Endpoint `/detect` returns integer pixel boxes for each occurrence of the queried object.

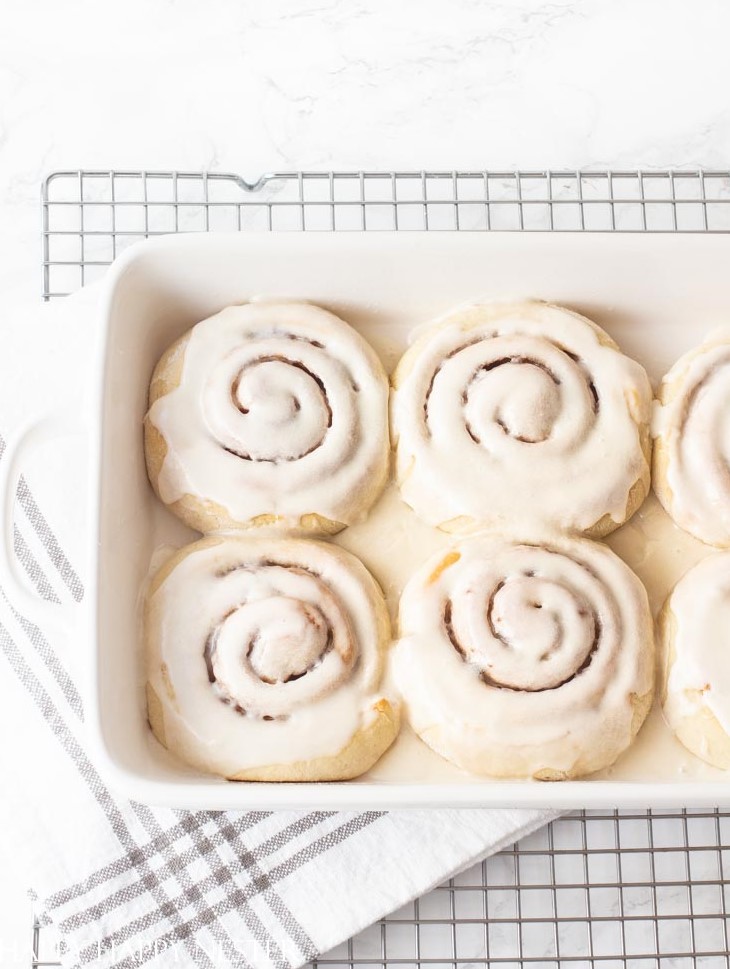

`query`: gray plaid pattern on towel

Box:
[0,434,389,969]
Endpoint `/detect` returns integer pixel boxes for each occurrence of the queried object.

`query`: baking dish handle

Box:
[0,407,84,632]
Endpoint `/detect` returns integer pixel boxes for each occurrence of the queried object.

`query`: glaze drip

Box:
[392,532,654,779]
[147,301,389,529]
[393,300,651,535]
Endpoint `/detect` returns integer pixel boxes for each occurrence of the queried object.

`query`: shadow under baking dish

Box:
[89,230,730,809]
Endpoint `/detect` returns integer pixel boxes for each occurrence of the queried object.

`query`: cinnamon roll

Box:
[145,536,398,780]
[145,302,390,535]
[391,301,652,536]
[659,552,730,768]
[392,534,654,779]
[653,334,730,546]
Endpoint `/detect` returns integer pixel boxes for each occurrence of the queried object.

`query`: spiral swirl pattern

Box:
[145,301,389,534]
[146,536,398,780]
[393,534,654,779]
[203,564,355,720]
[654,337,730,547]
[392,301,652,536]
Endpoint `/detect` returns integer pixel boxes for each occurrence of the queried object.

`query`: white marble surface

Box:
[2,0,730,300]
[2,0,730,964]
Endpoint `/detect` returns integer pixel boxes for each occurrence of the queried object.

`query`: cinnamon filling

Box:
[224,355,333,463]
[443,591,603,694]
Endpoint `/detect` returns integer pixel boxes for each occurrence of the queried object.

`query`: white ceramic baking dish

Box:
[5,229,730,809]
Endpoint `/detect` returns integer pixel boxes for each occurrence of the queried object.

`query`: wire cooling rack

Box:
[41,169,730,298]
[33,170,730,969]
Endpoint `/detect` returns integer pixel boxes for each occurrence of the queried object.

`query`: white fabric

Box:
[0,288,554,969]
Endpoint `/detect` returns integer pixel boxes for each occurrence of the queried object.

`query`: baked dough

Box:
[392,532,654,780]
[659,552,730,768]
[145,301,390,535]
[653,333,730,546]
[391,300,652,537]
[146,535,399,781]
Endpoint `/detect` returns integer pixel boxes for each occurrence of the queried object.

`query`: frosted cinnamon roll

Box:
[393,534,654,779]
[659,552,730,768]
[146,536,398,781]
[392,301,652,536]
[653,334,730,546]
[145,302,389,535]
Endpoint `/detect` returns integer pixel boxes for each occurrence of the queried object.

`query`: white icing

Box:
[148,302,389,528]
[654,336,730,546]
[391,301,652,534]
[146,536,391,776]
[392,533,654,777]
[664,551,730,734]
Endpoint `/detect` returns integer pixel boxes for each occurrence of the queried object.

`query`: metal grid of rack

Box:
[32,809,730,969]
[34,169,730,969]
[42,169,730,299]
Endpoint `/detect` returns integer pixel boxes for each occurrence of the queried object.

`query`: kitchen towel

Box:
[0,287,555,969]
